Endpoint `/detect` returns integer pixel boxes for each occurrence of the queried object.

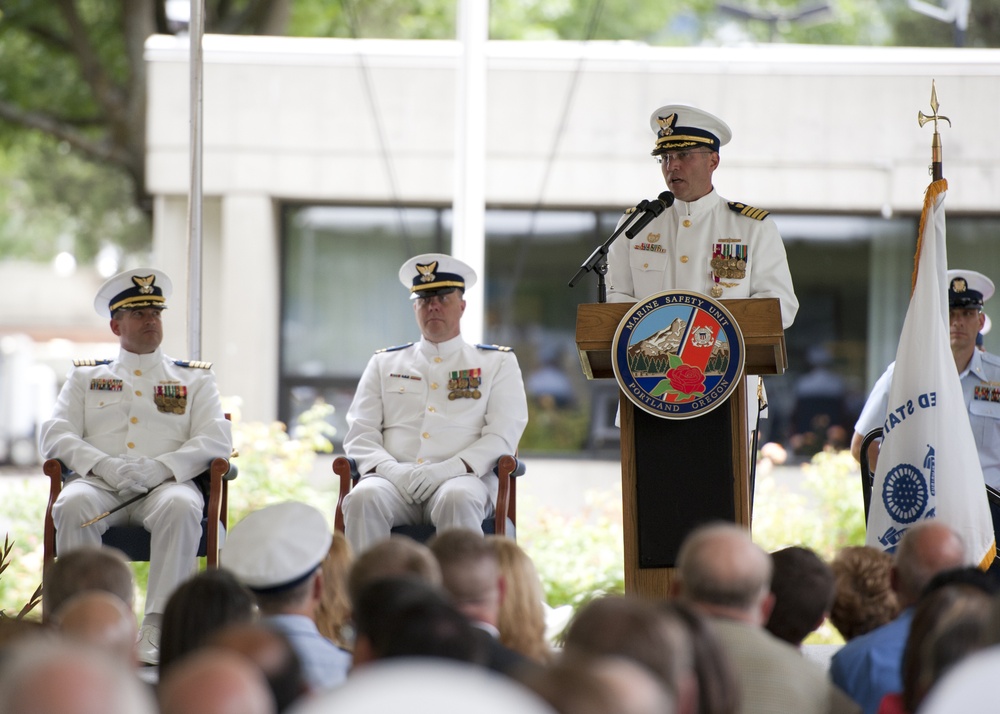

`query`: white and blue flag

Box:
[865,180,996,569]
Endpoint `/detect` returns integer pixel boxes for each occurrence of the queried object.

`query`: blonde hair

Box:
[488,536,554,664]
[314,532,354,649]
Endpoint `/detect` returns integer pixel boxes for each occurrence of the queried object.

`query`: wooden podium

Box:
[575,298,787,599]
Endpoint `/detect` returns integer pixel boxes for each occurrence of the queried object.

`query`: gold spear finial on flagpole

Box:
[918,80,951,182]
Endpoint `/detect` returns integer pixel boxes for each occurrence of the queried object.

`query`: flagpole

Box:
[918,80,951,183]
[912,82,951,292]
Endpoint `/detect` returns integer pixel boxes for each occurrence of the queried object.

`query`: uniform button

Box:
[431,383,439,390]
[422,432,430,439]
[134,369,142,376]
[98,401,105,407]
[434,357,442,363]
[643,262,649,269]
[417,458,425,464]
[130,417,138,424]
[135,390,142,397]
[428,406,436,413]
[683,219,692,228]
[127,442,135,449]
[399,388,405,393]
[680,255,689,263]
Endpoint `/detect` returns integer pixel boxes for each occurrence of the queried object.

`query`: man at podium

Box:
[607,104,798,331]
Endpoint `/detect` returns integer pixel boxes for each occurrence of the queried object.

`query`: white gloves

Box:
[374,461,417,504]
[92,456,145,496]
[119,456,173,491]
[407,456,469,502]
[92,456,173,496]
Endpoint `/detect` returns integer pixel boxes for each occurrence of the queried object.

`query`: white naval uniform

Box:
[38,347,232,614]
[607,189,798,330]
[855,350,1000,489]
[342,334,528,552]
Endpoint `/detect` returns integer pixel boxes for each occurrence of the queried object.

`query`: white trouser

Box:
[343,474,492,554]
[52,478,203,615]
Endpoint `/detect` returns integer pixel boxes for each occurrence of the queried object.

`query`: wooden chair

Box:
[43,456,237,570]
[859,426,1000,523]
[332,455,525,541]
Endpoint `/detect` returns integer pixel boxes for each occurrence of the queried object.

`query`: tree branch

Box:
[0,99,133,169]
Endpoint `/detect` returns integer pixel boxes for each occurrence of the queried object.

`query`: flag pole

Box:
[918,80,950,183]
[912,82,951,292]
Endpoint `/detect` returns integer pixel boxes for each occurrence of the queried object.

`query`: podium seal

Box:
[612,290,745,420]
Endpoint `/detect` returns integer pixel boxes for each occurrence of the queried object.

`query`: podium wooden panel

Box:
[576,298,786,599]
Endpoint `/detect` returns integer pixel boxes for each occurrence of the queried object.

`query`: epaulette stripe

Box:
[476,344,513,352]
[72,359,113,367]
[728,201,769,221]
[624,206,638,215]
[375,342,415,354]
[174,360,213,369]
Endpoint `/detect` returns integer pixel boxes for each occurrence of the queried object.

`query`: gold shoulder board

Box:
[727,202,770,221]
[174,359,213,369]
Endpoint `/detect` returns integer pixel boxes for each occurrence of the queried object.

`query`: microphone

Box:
[625,191,675,239]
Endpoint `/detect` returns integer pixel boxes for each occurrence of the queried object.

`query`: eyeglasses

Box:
[414,290,459,308]
[655,150,714,166]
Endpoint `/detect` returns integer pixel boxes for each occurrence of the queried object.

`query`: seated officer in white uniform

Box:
[38,269,232,665]
[852,270,1000,531]
[607,104,798,330]
[342,253,529,554]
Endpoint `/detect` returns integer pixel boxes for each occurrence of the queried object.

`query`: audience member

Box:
[522,655,675,714]
[488,535,555,664]
[430,528,534,676]
[351,575,486,667]
[208,623,309,713]
[917,647,1000,714]
[766,545,836,647]
[51,590,138,667]
[221,501,351,691]
[0,638,156,714]
[829,546,898,641]
[287,659,555,714]
[561,594,696,714]
[828,521,966,714]
[42,545,135,621]
[346,535,442,607]
[158,648,276,714]
[887,581,992,714]
[159,567,258,677]
[658,599,740,714]
[314,532,354,650]
[675,521,858,714]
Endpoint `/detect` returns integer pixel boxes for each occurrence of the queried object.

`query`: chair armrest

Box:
[333,456,359,533]
[493,454,524,537]
[43,459,69,567]
[859,428,882,523]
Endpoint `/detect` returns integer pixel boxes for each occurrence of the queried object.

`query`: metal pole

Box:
[452,0,488,344]
[186,0,205,359]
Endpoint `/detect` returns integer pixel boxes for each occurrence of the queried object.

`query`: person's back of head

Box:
[901,582,992,712]
[487,535,553,664]
[347,535,442,608]
[675,522,773,624]
[0,638,156,714]
[158,648,276,714]
[765,545,835,646]
[207,623,308,713]
[429,528,502,627]
[829,545,899,640]
[561,595,693,711]
[658,599,740,714]
[159,568,257,676]
[42,546,135,622]
[51,590,138,667]
[521,655,675,714]
[893,521,966,607]
[352,576,486,666]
